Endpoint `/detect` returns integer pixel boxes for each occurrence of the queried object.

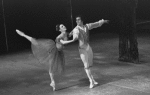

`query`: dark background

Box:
[0,0,150,54]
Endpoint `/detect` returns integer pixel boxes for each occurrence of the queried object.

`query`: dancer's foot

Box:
[89,82,94,88]
[91,76,98,85]
[16,29,34,43]
[89,80,98,88]
[50,82,56,91]
[16,29,25,37]
[93,80,98,85]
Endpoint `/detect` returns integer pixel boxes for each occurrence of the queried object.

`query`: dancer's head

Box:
[56,24,67,32]
[76,15,84,26]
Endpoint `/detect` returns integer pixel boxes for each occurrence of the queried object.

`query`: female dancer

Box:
[16,24,68,91]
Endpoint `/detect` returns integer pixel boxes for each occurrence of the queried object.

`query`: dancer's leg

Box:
[49,71,55,91]
[79,50,94,88]
[16,29,32,41]
[88,46,98,85]
[16,29,38,45]
[84,68,95,88]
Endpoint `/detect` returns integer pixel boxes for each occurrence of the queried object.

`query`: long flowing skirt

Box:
[31,39,65,74]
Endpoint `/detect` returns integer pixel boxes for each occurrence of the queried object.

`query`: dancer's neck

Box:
[61,30,66,33]
[78,24,84,28]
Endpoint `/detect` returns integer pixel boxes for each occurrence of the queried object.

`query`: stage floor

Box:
[0,32,150,95]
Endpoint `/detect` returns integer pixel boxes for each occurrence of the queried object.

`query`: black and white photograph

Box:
[0,0,150,95]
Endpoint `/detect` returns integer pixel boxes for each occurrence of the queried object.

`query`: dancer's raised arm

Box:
[86,19,109,30]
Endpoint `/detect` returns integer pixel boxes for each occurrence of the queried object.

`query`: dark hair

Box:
[75,15,84,21]
[56,24,61,31]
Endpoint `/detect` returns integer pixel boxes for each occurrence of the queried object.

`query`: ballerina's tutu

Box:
[31,39,65,74]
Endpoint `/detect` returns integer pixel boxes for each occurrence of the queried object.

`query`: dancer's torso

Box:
[75,25,89,49]
[55,32,67,50]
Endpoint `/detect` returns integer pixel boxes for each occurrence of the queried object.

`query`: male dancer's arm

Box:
[86,19,109,30]
[60,28,79,45]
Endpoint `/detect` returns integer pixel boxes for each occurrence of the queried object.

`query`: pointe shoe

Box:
[50,83,56,91]
[16,29,25,37]
[89,81,98,88]
[91,76,98,85]
[94,81,98,85]
[89,83,94,89]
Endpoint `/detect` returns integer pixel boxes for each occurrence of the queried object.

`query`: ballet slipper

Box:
[91,76,98,85]
[89,82,94,88]
[93,80,98,85]
[50,82,56,91]
[16,29,25,37]
[89,80,98,88]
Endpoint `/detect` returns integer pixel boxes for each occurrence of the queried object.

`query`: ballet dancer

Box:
[60,15,109,88]
[16,24,68,91]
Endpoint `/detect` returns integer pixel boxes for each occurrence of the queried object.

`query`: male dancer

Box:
[60,15,109,88]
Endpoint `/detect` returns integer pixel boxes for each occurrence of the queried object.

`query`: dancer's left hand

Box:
[69,32,73,37]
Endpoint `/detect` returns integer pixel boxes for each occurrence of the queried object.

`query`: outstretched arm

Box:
[86,19,109,30]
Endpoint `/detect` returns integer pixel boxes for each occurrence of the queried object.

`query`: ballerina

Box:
[16,24,68,91]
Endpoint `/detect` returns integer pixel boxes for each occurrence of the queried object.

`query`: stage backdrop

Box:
[0,0,149,54]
